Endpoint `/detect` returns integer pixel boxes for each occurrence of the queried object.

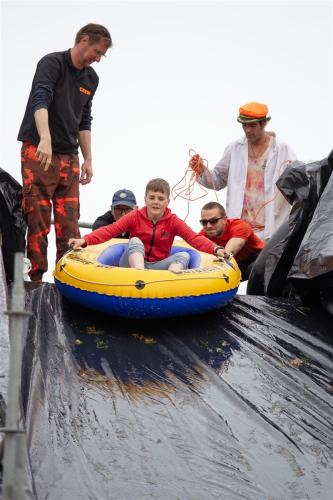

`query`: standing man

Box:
[18,23,112,281]
[199,201,264,281]
[189,102,297,241]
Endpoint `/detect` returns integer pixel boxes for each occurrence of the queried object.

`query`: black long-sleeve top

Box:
[92,210,130,238]
[18,49,99,154]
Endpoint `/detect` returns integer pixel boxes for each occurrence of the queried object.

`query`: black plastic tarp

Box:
[247,151,333,312]
[0,168,26,284]
[20,284,333,500]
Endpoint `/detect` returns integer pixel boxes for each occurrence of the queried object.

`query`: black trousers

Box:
[238,251,261,282]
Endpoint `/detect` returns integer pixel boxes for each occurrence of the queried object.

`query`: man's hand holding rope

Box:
[188,150,206,176]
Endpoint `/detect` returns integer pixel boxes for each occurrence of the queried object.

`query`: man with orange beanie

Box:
[189,102,297,240]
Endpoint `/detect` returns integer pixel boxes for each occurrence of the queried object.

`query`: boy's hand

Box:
[68,238,86,249]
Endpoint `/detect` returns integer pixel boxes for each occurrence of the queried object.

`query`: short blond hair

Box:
[145,178,170,197]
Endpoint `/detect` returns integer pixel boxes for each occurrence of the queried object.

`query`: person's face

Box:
[144,190,169,221]
[111,205,133,221]
[242,121,266,144]
[78,36,109,67]
[200,208,226,238]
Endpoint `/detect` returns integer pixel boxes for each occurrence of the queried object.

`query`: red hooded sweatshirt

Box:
[84,207,217,262]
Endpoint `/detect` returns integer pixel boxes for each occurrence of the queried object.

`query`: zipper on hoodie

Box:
[147,221,157,260]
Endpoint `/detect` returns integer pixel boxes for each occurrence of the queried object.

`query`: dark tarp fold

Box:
[0,168,26,284]
[247,151,333,313]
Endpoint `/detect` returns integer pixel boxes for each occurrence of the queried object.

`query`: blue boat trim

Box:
[55,279,237,319]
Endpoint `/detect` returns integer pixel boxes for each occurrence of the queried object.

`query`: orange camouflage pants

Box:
[21,142,81,281]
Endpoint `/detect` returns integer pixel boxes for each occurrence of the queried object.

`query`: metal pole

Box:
[76,220,93,229]
[1,253,31,500]
[51,218,93,229]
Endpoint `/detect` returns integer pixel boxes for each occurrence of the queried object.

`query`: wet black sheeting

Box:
[247,152,333,313]
[0,168,26,284]
[21,284,333,500]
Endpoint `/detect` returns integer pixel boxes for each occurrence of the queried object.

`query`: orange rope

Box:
[171,151,292,227]
[171,149,219,221]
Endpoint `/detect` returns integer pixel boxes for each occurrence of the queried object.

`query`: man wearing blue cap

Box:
[92,189,138,237]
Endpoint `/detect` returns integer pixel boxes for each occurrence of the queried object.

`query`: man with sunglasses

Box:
[18,23,112,281]
[189,102,297,242]
[199,202,264,281]
[92,189,138,237]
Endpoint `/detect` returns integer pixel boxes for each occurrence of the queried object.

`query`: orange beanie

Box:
[237,102,271,123]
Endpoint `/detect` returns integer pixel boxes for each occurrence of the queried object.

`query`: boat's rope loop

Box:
[58,258,231,287]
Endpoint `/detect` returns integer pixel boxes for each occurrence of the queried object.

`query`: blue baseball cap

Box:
[111,189,137,208]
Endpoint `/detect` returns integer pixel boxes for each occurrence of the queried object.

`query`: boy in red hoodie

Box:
[68,178,226,272]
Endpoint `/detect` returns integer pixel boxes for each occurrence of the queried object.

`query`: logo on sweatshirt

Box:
[161,230,169,238]
[79,87,91,95]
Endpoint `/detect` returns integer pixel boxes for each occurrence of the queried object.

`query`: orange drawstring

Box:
[171,149,219,221]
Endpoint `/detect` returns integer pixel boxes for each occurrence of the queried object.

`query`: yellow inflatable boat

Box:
[54,239,241,319]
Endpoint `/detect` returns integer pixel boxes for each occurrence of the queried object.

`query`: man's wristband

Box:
[213,246,224,256]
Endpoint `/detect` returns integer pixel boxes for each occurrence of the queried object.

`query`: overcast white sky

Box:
[1,0,332,282]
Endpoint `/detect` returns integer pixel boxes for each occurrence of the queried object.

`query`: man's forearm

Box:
[78,130,93,184]
[34,108,52,170]
[34,108,51,140]
[225,238,246,256]
[79,130,92,160]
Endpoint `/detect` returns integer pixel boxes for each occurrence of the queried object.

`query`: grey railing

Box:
[50,218,93,229]
[0,254,33,499]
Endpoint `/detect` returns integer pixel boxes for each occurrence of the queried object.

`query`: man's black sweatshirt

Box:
[18,49,99,154]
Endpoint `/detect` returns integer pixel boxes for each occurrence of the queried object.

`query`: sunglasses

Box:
[200,216,224,226]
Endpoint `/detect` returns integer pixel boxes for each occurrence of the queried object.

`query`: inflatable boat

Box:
[54,239,240,319]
